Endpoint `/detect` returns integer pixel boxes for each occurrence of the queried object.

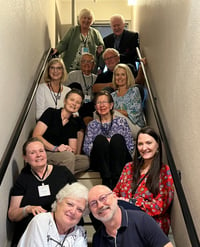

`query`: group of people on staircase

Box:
[7,8,174,247]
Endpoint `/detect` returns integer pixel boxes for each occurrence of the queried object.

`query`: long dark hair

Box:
[132,126,162,196]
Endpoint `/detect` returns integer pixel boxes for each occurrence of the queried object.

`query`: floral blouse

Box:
[111,87,145,128]
[83,116,134,156]
[113,162,174,235]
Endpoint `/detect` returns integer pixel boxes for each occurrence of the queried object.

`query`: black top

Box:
[10,164,76,245]
[39,107,81,146]
[104,29,139,66]
[92,207,170,247]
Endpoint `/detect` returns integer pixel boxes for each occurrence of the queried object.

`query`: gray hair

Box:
[78,8,95,24]
[80,52,95,64]
[102,48,120,60]
[51,182,89,213]
[110,14,125,24]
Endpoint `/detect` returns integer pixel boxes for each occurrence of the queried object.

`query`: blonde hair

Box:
[78,8,95,25]
[112,63,135,89]
[43,58,67,84]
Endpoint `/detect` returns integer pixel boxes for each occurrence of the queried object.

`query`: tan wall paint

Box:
[0,1,56,246]
[134,0,200,246]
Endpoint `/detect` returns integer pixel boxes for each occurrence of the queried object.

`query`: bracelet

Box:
[52,146,58,152]
[22,206,29,217]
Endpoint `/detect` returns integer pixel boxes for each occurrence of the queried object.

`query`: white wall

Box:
[134,0,200,246]
[0,1,56,246]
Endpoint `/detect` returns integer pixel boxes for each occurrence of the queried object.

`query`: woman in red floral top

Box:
[113,126,174,235]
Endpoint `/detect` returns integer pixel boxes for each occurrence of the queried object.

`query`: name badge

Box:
[84,95,91,103]
[82,47,89,54]
[38,184,50,197]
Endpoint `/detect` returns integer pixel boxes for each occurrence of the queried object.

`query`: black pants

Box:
[90,134,132,189]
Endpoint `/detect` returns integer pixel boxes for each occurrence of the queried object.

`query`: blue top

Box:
[92,207,170,247]
[83,116,134,156]
[111,87,145,127]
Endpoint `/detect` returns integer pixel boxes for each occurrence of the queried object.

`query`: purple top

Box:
[83,116,134,156]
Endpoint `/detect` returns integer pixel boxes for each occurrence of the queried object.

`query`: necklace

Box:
[100,115,113,138]
[31,164,48,182]
[48,83,61,108]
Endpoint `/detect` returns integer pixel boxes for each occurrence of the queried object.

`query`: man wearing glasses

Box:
[88,185,174,247]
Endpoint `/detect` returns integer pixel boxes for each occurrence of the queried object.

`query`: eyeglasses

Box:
[89,192,113,208]
[81,59,94,64]
[104,55,118,61]
[96,101,110,106]
[49,66,63,71]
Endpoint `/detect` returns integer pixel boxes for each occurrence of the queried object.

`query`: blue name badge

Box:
[82,47,89,54]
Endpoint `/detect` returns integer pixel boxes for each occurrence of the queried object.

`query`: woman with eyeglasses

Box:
[113,126,174,235]
[83,90,134,189]
[8,137,76,246]
[18,182,88,247]
[36,58,71,120]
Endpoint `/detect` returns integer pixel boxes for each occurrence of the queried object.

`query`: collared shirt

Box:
[92,207,170,247]
[114,34,122,50]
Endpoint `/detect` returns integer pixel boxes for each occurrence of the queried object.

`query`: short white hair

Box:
[110,14,125,24]
[78,8,95,24]
[51,182,88,212]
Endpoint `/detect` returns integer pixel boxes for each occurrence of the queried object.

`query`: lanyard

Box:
[48,83,61,108]
[81,33,88,47]
[82,72,93,93]
[31,165,48,181]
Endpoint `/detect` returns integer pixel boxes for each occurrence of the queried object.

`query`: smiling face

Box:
[80,54,94,75]
[23,141,47,169]
[114,67,127,88]
[49,62,63,81]
[95,95,113,117]
[64,93,83,113]
[88,185,118,223]
[55,197,86,233]
[137,133,159,161]
[103,51,120,72]
[110,17,125,36]
[80,15,93,30]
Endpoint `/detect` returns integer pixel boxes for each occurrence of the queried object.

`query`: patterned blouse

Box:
[113,162,174,235]
[111,87,145,127]
[83,116,134,156]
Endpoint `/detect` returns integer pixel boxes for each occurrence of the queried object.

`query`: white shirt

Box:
[36,83,71,120]
[18,212,87,247]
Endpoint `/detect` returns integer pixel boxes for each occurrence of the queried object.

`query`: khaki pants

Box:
[47,151,89,174]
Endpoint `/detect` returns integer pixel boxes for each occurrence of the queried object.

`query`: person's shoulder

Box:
[62,85,71,94]
[74,225,86,236]
[37,82,48,90]
[124,29,138,36]
[103,33,113,41]
[68,70,82,76]
[89,26,101,34]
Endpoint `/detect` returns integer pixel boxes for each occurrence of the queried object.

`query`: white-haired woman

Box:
[52,8,104,73]
[18,182,88,247]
